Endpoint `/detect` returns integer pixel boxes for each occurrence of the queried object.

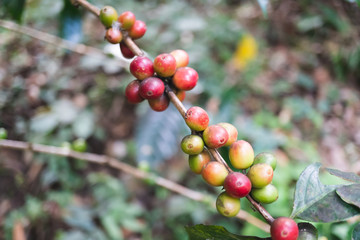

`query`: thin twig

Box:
[0,139,269,232]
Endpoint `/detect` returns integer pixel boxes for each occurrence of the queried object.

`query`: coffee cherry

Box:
[185,106,209,131]
[181,135,204,155]
[130,56,154,80]
[202,125,229,149]
[120,42,135,59]
[254,152,277,170]
[175,90,186,102]
[153,53,177,77]
[148,94,169,112]
[125,80,144,104]
[129,20,147,39]
[188,150,211,174]
[223,172,252,198]
[170,49,189,68]
[297,222,318,240]
[216,192,241,217]
[271,217,299,240]
[201,161,228,186]
[139,77,165,99]
[105,27,122,44]
[172,67,198,91]
[250,184,278,204]
[0,128,8,139]
[229,140,254,169]
[247,163,273,188]
[100,6,118,28]
[118,11,136,30]
[217,122,238,147]
[72,138,87,152]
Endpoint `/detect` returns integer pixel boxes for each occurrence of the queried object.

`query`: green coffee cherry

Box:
[99,6,118,28]
[0,128,8,139]
[216,192,241,217]
[253,152,277,170]
[250,184,278,204]
[72,138,87,152]
[188,150,211,174]
[181,135,204,155]
[247,163,273,188]
[297,222,318,240]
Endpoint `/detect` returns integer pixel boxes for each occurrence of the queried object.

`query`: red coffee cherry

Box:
[201,161,228,186]
[105,27,122,44]
[185,106,209,132]
[99,6,118,28]
[139,77,165,99]
[202,125,229,149]
[125,80,144,104]
[118,11,136,30]
[181,135,204,155]
[247,163,273,188]
[229,140,254,169]
[172,67,198,91]
[216,192,241,217]
[148,94,169,112]
[129,20,147,39]
[217,122,238,147]
[271,217,299,240]
[120,42,135,59]
[170,49,189,68]
[223,172,252,198]
[188,150,211,174]
[153,53,177,77]
[130,56,154,80]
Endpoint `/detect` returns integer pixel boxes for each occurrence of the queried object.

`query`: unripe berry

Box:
[250,184,278,204]
[216,192,241,217]
[271,217,299,240]
[223,172,252,198]
[185,106,209,131]
[118,11,136,30]
[130,56,154,80]
[148,94,169,112]
[129,20,147,39]
[254,152,277,170]
[125,80,144,104]
[172,67,198,91]
[0,128,7,139]
[175,90,186,102]
[188,150,211,174]
[217,122,238,147]
[181,135,204,155]
[229,140,254,169]
[120,42,135,59]
[201,161,228,186]
[72,138,87,152]
[170,49,189,68]
[202,125,229,149]
[247,163,273,188]
[105,27,122,44]
[153,53,177,77]
[139,77,165,99]
[100,6,118,28]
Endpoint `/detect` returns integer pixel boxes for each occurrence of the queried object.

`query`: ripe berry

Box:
[129,20,147,39]
[148,94,169,112]
[250,184,278,204]
[118,11,136,30]
[188,150,211,174]
[120,42,135,59]
[216,192,241,217]
[201,161,228,186]
[139,77,165,99]
[0,128,7,139]
[254,152,277,170]
[181,135,204,155]
[72,138,87,152]
[217,122,238,147]
[153,53,177,77]
[271,217,299,240]
[229,140,254,169]
[185,106,209,131]
[170,49,189,68]
[105,27,122,44]
[172,67,198,91]
[99,6,118,28]
[202,125,229,149]
[130,56,154,80]
[125,80,144,104]
[175,90,186,102]
[223,172,252,198]
[247,163,273,188]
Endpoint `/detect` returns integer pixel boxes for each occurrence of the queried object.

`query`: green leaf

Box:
[326,168,360,183]
[1,0,26,22]
[352,222,360,240]
[185,224,270,240]
[337,184,360,209]
[291,163,360,222]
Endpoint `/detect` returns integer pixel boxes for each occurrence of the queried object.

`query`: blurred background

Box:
[0,0,360,239]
